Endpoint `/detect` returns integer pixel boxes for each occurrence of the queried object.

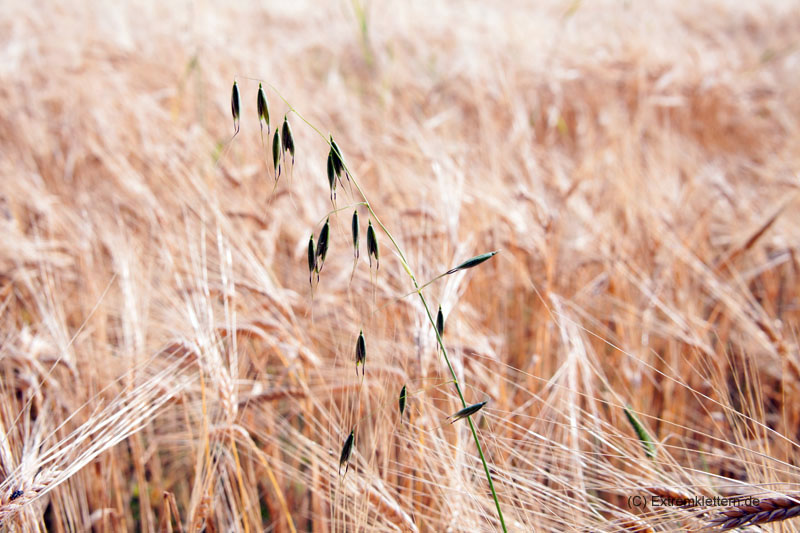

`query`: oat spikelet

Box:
[444,251,498,275]
[257,82,270,136]
[351,209,359,259]
[398,384,407,417]
[272,128,282,180]
[281,115,295,164]
[316,218,330,273]
[355,330,366,376]
[231,80,241,135]
[307,234,317,286]
[447,400,488,423]
[327,151,337,201]
[366,219,379,269]
[329,134,345,179]
[339,429,355,476]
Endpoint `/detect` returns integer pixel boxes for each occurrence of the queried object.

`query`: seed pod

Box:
[445,251,498,275]
[339,429,355,476]
[447,400,488,423]
[355,330,366,376]
[10,489,23,501]
[272,129,282,178]
[366,220,379,269]
[316,218,330,271]
[398,384,407,417]
[281,116,295,164]
[329,135,345,177]
[257,83,270,135]
[326,152,336,200]
[307,234,316,285]
[351,210,359,258]
[436,305,445,338]
[231,81,241,133]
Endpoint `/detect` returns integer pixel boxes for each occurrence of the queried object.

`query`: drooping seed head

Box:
[307,234,316,282]
[329,135,344,176]
[355,330,366,375]
[436,305,445,338]
[445,251,499,275]
[281,116,295,163]
[326,151,336,198]
[316,218,330,270]
[366,220,379,269]
[339,429,355,476]
[257,83,270,133]
[328,147,343,188]
[231,81,241,131]
[351,210,359,257]
[447,400,488,423]
[399,384,407,417]
[272,129,282,178]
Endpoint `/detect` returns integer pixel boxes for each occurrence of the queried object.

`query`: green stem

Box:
[264,82,508,532]
[316,201,368,228]
[418,290,507,532]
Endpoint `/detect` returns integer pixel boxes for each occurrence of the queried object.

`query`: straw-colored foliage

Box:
[2,1,800,531]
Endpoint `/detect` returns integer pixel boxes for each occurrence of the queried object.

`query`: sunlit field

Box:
[3,1,800,531]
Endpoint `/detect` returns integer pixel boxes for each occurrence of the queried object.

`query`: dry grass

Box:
[3,0,800,531]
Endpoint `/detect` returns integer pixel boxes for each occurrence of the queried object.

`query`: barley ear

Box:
[708,494,800,529]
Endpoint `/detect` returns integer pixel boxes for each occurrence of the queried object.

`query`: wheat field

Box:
[2,1,800,531]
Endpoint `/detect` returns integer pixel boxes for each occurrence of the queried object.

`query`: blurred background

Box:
[2,0,800,531]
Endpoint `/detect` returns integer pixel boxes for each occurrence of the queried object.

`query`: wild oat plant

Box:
[241,79,507,530]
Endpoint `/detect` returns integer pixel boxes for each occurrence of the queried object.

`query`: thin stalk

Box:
[257,80,508,531]
[316,201,367,227]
